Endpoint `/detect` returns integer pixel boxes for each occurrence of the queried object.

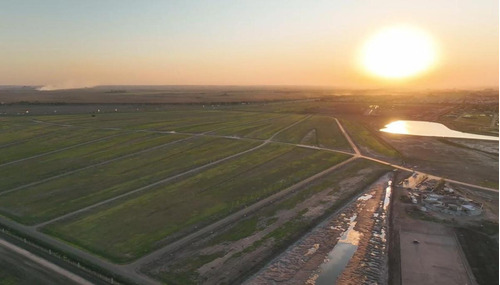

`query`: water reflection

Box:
[380,120,498,141]
[315,215,360,285]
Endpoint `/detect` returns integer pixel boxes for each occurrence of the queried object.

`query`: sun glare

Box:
[380,121,409,134]
[362,26,437,79]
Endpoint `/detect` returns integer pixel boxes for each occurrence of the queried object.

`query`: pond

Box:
[380,120,498,141]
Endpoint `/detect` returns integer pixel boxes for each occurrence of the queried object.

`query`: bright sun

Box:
[362,26,437,79]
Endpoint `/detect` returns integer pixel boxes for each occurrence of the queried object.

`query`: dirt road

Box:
[0,238,93,285]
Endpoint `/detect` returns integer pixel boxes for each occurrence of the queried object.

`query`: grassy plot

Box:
[173,113,283,134]
[36,110,262,134]
[0,127,120,165]
[0,137,258,224]
[149,159,390,284]
[0,121,66,147]
[274,115,351,150]
[165,112,268,133]
[0,132,186,191]
[42,145,349,262]
[214,114,305,139]
[341,119,400,158]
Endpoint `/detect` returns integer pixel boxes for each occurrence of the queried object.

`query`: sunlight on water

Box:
[380,120,498,141]
[380,121,409,134]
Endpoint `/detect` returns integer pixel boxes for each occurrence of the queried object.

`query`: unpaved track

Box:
[1,115,497,285]
[36,115,311,231]
[0,136,196,196]
[128,156,358,270]
[0,133,122,168]
[335,117,360,155]
[333,119,498,193]
[34,141,268,228]
[0,115,312,285]
[0,239,93,285]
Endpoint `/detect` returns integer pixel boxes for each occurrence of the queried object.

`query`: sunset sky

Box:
[1,0,498,88]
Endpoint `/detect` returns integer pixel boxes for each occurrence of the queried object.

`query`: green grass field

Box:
[0,123,64,146]
[0,108,396,282]
[274,115,351,150]
[36,110,265,133]
[341,119,400,158]
[151,159,390,284]
[214,114,305,139]
[0,126,121,165]
[0,137,258,224]
[0,132,187,191]
[42,145,350,262]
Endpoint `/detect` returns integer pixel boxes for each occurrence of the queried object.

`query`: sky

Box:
[1,0,498,88]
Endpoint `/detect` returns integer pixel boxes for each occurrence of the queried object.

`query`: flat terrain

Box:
[143,159,389,284]
[382,134,499,187]
[274,115,352,151]
[340,119,400,160]
[0,239,83,285]
[0,89,497,285]
[43,145,349,262]
[399,225,472,285]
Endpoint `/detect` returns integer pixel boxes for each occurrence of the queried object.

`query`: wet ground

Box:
[247,173,393,284]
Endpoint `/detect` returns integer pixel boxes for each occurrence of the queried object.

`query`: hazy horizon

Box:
[2,1,498,89]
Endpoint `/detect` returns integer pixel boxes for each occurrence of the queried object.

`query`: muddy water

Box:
[314,180,393,284]
[315,215,361,284]
[380,120,498,141]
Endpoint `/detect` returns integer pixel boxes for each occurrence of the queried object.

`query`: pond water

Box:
[315,215,360,285]
[380,120,498,141]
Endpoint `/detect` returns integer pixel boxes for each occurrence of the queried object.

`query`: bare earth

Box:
[399,227,472,285]
[247,173,392,284]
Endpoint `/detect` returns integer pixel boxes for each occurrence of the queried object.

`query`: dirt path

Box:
[246,174,391,284]
[0,238,93,285]
[0,115,312,284]
[0,135,196,196]
[127,156,357,271]
[0,133,121,168]
[1,115,496,285]
[34,140,268,228]
[334,118,360,155]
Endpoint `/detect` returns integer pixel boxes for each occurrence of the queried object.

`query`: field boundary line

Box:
[34,141,268,228]
[453,231,478,285]
[334,117,360,155]
[268,115,311,141]
[0,134,122,168]
[0,126,73,149]
[244,172,392,284]
[0,218,159,285]
[127,156,357,269]
[205,113,289,134]
[35,113,314,228]
[0,135,196,196]
[0,238,93,285]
